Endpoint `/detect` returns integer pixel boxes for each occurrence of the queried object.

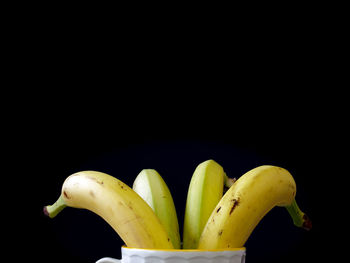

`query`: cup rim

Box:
[122,245,246,252]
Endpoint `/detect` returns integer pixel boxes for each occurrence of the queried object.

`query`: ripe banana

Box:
[44,171,174,249]
[198,165,312,249]
[132,169,181,249]
[183,159,234,249]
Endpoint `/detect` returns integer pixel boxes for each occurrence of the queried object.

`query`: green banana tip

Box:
[43,195,66,218]
[286,199,312,231]
[301,213,312,231]
[43,206,50,217]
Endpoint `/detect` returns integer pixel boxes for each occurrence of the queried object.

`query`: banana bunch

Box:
[44,160,311,251]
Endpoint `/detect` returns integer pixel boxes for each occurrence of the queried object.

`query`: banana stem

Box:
[285,199,312,231]
[44,195,67,218]
[224,173,236,188]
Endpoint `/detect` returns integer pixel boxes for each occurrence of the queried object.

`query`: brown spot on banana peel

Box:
[127,201,134,210]
[86,176,104,185]
[118,181,127,190]
[218,229,223,236]
[229,198,240,215]
[216,206,221,213]
[63,190,70,199]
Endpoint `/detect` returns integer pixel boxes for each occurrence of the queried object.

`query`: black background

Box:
[22,90,341,263]
[7,8,346,262]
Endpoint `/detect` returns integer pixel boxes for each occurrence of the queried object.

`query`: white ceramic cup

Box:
[96,246,246,263]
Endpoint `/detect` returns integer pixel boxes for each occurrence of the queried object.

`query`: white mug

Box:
[96,246,246,263]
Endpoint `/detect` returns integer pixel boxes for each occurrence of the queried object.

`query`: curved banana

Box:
[183,160,233,249]
[132,169,181,249]
[44,171,173,249]
[198,165,311,249]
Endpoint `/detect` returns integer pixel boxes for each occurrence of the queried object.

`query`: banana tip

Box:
[302,214,312,231]
[43,206,50,217]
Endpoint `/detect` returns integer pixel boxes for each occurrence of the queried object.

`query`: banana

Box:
[183,159,234,249]
[43,171,174,249]
[198,165,312,249]
[132,169,181,249]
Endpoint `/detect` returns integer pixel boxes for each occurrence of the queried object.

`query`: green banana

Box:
[183,160,234,249]
[133,169,181,249]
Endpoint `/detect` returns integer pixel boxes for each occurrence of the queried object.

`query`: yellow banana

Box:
[44,171,173,249]
[133,169,181,249]
[183,160,234,249]
[198,165,311,249]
